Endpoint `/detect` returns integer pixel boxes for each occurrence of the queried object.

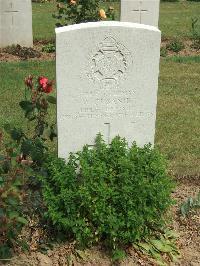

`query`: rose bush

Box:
[54,0,115,27]
[4,75,57,166]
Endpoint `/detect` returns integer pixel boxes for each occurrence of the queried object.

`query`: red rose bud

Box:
[25,75,33,88]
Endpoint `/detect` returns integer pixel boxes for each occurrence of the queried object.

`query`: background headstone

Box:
[0,0,33,48]
[120,0,160,27]
[56,21,161,159]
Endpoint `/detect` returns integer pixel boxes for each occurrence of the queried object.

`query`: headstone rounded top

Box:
[55,20,161,158]
[55,21,160,34]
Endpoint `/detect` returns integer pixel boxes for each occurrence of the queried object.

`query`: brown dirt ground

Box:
[0,40,199,63]
[0,42,55,62]
[0,176,199,266]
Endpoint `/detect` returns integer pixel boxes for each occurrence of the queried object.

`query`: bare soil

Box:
[0,42,55,62]
[1,176,199,266]
[0,40,199,63]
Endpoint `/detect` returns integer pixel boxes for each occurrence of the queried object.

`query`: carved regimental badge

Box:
[88,36,132,90]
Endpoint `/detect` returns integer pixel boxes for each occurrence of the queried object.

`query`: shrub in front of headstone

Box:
[39,134,174,253]
[54,0,115,27]
[166,38,185,53]
[0,133,28,259]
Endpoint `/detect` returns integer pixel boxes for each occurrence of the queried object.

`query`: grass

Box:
[156,57,200,176]
[32,1,200,41]
[0,58,199,176]
[0,61,55,129]
[32,2,56,41]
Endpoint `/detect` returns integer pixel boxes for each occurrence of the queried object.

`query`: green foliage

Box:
[134,229,180,266]
[40,134,174,252]
[190,18,200,50]
[42,43,56,53]
[161,0,179,2]
[53,0,115,27]
[160,47,168,57]
[4,75,57,166]
[0,133,28,259]
[166,39,185,53]
[180,192,200,217]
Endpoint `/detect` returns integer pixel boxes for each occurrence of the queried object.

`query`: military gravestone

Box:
[121,0,160,27]
[0,0,33,48]
[56,22,161,158]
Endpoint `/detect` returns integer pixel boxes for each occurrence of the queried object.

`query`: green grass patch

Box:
[32,2,200,41]
[159,2,200,39]
[0,59,199,176]
[0,61,55,129]
[156,59,200,176]
[166,55,200,63]
[32,2,56,41]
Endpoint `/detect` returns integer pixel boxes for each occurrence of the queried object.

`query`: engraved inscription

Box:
[88,36,132,90]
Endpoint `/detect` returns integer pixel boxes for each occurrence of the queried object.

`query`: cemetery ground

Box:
[0,1,199,266]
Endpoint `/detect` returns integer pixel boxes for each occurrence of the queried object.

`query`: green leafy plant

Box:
[190,17,200,50]
[53,0,115,27]
[0,132,28,260]
[134,229,180,266]
[39,134,175,254]
[160,46,168,57]
[166,39,185,53]
[180,192,200,218]
[4,75,57,167]
[42,43,56,53]
[161,0,179,2]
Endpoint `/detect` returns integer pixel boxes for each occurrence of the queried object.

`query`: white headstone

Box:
[0,0,33,48]
[56,21,161,159]
[120,0,160,27]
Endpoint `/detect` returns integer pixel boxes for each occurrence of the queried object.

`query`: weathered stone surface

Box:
[56,21,161,159]
[120,0,160,27]
[0,0,33,48]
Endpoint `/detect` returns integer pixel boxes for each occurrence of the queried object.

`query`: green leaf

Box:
[17,217,28,225]
[19,100,33,112]
[0,155,5,161]
[10,128,23,141]
[4,123,12,134]
[0,208,4,217]
[21,139,33,156]
[8,211,19,219]
[149,248,167,266]
[137,242,152,252]
[150,239,173,253]
[47,96,56,104]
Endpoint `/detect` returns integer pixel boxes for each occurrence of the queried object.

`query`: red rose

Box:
[38,76,53,94]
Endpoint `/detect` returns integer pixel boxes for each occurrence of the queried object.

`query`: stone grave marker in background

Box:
[121,0,160,27]
[56,21,161,159]
[0,0,33,48]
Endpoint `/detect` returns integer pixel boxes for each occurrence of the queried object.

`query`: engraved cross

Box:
[4,1,19,26]
[132,1,148,24]
[87,123,111,149]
